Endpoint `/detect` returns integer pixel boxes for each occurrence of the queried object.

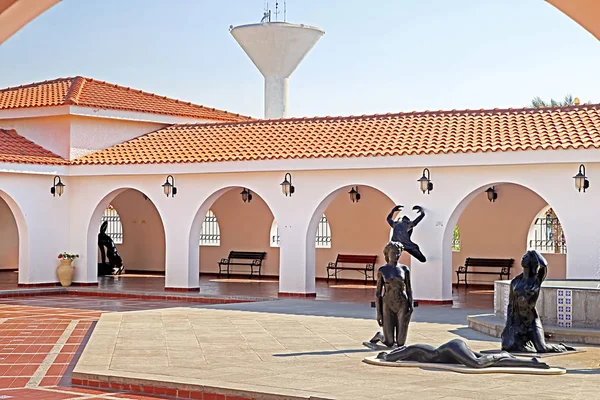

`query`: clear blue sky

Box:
[0,0,599,118]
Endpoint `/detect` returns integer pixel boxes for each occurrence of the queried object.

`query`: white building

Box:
[0,75,598,304]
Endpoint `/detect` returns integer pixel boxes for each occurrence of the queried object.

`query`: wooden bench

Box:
[456,257,514,288]
[327,254,378,284]
[218,251,267,279]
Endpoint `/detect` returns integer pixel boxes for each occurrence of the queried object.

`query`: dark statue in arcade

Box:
[501,250,575,353]
[377,338,550,369]
[98,221,124,276]
[367,241,414,348]
[386,205,426,263]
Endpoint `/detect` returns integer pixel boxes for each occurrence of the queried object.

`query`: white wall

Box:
[0,116,71,158]
[69,116,166,159]
[0,172,70,284]
[3,158,598,302]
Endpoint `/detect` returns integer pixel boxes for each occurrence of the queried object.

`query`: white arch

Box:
[0,190,28,280]
[188,185,278,275]
[86,187,166,279]
[306,183,397,284]
[442,181,569,297]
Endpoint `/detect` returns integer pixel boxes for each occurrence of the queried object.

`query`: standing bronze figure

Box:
[366,242,413,348]
[386,205,426,263]
[98,221,124,276]
[501,250,575,353]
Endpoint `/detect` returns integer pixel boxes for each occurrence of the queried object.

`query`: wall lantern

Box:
[162,175,177,197]
[573,164,589,193]
[241,188,253,203]
[50,175,65,197]
[348,186,361,203]
[486,186,498,202]
[280,172,295,197]
[418,168,433,194]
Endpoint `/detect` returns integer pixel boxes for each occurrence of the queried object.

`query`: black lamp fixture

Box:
[573,164,589,193]
[418,168,433,194]
[348,186,361,203]
[486,186,498,202]
[50,175,65,197]
[280,172,295,197]
[162,175,177,197]
[241,188,253,203]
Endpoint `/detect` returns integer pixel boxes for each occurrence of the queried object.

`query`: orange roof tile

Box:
[0,129,68,165]
[73,104,600,165]
[0,77,253,122]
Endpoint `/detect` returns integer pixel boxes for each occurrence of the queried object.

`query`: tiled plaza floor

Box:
[0,297,205,399]
[75,302,600,400]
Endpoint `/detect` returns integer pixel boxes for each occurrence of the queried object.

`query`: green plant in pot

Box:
[56,252,79,287]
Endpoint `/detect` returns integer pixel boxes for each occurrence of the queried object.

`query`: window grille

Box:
[529,209,566,254]
[199,210,220,246]
[452,225,461,252]
[101,204,123,244]
[270,215,331,248]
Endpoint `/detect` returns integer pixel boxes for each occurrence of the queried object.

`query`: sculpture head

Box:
[384,241,403,264]
[401,216,410,223]
[521,250,547,277]
[100,221,108,234]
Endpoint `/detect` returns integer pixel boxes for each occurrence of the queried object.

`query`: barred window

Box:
[452,225,461,252]
[199,210,220,246]
[270,214,331,248]
[527,207,567,254]
[101,204,123,244]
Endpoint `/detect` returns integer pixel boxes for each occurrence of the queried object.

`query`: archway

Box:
[0,190,27,286]
[87,188,166,288]
[307,184,398,300]
[443,182,567,305]
[189,186,279,295]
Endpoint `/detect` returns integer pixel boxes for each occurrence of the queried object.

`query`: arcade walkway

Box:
[0,272,493,309]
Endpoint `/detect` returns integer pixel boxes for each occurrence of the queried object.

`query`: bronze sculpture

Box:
[501,250,575,353]
[366,241,413,348]
[98,221,124,276]
[376,338,550,369]
[386,205,426,263]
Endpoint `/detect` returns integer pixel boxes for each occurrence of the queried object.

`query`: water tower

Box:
[230,4,324,119]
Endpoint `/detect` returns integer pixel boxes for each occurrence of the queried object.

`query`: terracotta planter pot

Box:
[56,259,75,287]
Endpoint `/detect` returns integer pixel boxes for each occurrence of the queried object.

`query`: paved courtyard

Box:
[74,300,600,400]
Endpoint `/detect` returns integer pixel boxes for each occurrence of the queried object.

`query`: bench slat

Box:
[336,254,378,264]
[456,257,513,288]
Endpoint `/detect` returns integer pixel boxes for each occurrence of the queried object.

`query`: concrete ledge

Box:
[468,314,600,345]
[278,292,317,298]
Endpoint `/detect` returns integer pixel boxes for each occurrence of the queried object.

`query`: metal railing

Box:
[272,215,331,248]
[529,216,567,254]
[199,210,220,246]
[101,205,123,244]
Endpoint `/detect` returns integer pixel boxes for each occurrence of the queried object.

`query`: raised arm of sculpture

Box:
[387,205,403,228]
[411,205,425,227]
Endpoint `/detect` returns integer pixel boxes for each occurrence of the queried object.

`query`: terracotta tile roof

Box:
[73,103,600,165]
[0,129,68,165]
[0,77,253,122]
